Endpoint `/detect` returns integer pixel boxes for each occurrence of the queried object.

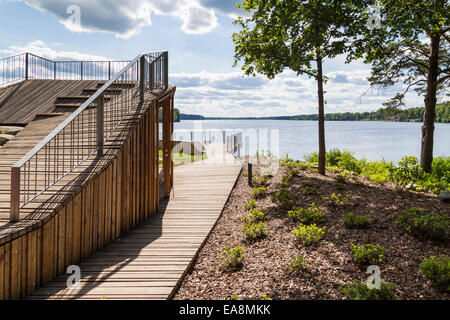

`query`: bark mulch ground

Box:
[173,159,449,300]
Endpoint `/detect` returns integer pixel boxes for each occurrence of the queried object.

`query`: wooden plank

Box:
[26,229,37,295]
[57,207,66,275]
[41,217,55,285]
[10,238,21,299]
[3,242,10,299]
[65,199,73,266]
[21,235,27,298]
[98,171,106,249]
[92,176,99,252]
[72,192,82,263]
[0,245,4,299]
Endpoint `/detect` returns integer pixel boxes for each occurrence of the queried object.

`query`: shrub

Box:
[217,246,245,271]
[252,174,271,187]
[271,188,298,209]
[350,244,386,265]
[419,256,449,293]
[286,256,308,274]
[343,213,371,229]
[394,208,449,241]
[291,223,326,245]
[339,280,398,300]
[301,185,317,195]
[251,186,267,199]
[230,294,239,300]
[242,208,266,223]
[321,193,352,206]
[279,170,295,187]
[288,203,324,225]
[242,221,269,240]
[244,199,257,211]
[388,156,423,191]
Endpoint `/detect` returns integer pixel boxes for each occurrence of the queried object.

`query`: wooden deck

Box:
[26,158,242,299]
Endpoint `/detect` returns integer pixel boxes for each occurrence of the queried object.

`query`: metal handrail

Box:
[0,52,138,85]
[9,51,168,221]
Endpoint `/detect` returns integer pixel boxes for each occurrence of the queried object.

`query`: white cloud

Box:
[22,0,218,38]
[0,40,108,60]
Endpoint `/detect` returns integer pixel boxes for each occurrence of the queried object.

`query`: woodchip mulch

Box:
[173,159,449,300]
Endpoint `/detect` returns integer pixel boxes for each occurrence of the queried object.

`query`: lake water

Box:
[172,120,450,163]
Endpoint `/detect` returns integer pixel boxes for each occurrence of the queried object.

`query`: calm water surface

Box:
[173,120,450,163]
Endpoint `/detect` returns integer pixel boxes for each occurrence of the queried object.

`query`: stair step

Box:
[56,96,111,103]
[34,113,68,120]
[82,88,122,95]
[54,104,98,109]
[97,82,135,89]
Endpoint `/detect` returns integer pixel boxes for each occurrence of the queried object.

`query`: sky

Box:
[0,0,428,117]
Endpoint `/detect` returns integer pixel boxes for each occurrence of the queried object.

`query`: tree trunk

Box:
[316,53,326,175]
[420,34,440,173]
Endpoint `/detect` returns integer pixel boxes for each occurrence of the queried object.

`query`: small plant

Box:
[322,193,352,206]
[252,174,271,187]
[343,213,370,229]
[394,208,449,241]
[335,172,348,184]
[339,280,398,300]
[217,246,245,271]
[242,208,266,223]
[230,294,239,300]
[291,223,326,245]
[301,179,314,187]
[286,256,308,274]
[301,185,317,195]
[271,188,298,209]
[242,221,270,240]
[251,186,267,199]
[279,170,295,187]
[350,244,386,265]
[244,199,257,211]
[419,255,449,293]
[333,181,345,190]
[389,156,423,191]
[288,203,324,225]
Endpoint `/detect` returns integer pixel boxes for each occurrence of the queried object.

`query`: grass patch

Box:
[343,213,371,229]
[339,280,398,300]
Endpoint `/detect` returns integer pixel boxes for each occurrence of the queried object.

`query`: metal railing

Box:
[0,52,140,86]
[10,51,169,221]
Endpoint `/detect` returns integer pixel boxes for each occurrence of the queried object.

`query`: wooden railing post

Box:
[149,60,154,91]
[96,94,104,157]
[139,55,146,103]
[162,100,171,198]
[10,166,20,222]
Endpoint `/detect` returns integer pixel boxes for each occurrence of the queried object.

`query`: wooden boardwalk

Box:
[26,157,242,299]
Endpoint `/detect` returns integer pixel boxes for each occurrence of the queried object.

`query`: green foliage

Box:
[230,294,239,300]
[288,203,324,225]
[286,256,308,274]
[244,199,257,211]
[217,246,245,271]
[252,174,271,187]
[251,186,267,199]
[339,280,398,300]
[394,208,449,242]
[242,221,270,240]
[322,193,352,206]
[419,256,450,293]
[335,172,349,184]
[291,223,326,246]
[279,170,295,187]
[242,208,266,223]
[389,156,423,191]
[343,213,370,229]
[301,185,317,195]
[271,188,298,210]
[350,244,386,265]
[303,149,449,193]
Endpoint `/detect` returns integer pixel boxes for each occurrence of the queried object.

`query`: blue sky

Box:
[0,0,426,117]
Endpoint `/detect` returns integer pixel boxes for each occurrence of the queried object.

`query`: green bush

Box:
[286,256,308,274]
[389,156,423,191]
[242,208,266,223]
[419,255,450,293]
[301,185,317,195]
[271,188,298,209]
[288,203,324,225]
[343,213,370,229]
[242,221,270,240]
[252,174,271,187]
[244,199,257,211]
[321,193,352,206]
[251,186,267,199]
[394,208,449,241]
[279,170,295,187]
[339,280,398,300]
[350,244,386,265]
[291,223,326,245]
[217,246,245,270]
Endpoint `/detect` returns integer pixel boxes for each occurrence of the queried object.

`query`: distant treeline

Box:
[180,102,450,123]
